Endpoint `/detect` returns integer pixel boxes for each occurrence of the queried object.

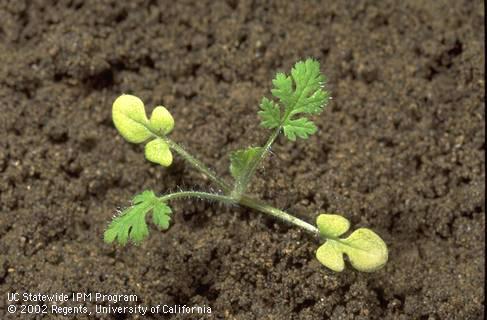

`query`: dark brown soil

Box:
[0,1,484,319]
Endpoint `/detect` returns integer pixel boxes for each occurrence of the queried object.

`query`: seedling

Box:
[104,59,388,272]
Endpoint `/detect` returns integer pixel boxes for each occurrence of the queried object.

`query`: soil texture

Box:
[0,0,485,319]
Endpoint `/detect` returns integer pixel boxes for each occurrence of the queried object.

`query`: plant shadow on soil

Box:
[0,1,484,319]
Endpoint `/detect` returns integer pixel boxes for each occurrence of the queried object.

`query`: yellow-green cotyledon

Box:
[112,94,174,167]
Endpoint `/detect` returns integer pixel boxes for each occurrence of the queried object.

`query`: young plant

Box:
[104,59,388,272]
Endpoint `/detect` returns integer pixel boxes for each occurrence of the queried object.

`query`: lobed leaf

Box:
[104,190,172,245]
[260,58,330,141]
[152,201,172,230]
[287,59,327,116]
[258,97,280,129]
[271,73,293,107]
[282,118,317,141]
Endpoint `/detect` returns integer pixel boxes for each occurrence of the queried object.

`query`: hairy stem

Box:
[140,122,231,192]
[154,131,317,237]
[158,190,319,238]
[159,191,235,204]
[240,195,319,237]
[163,137,232,192]
[233,126,281,197]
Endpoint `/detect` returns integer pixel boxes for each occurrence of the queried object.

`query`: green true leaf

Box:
[112,94,152,143]
[283,118,317,141]
[315,214,388,272]
[288,59,329,116]
[258,97,281,129]
[145,138,173,167]
[316,213,350,238]
[271,72,293,105]
[259,58,330,141]
[104,190,172,245]
[152,201,172,230]
[230,147,263,181]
